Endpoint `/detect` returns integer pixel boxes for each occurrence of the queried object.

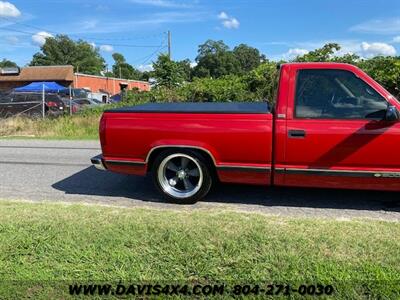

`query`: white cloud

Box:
[6,35,18,45]
[218,11,240,29]
[100,44,114,52]
[393,36,400,43]
[89,42,96,49]
[82,20,98,30]
[350,18,400,35]
[223,18,239,29]
[0,1,21,17]
[273,40,397,61]
[65,11,207,35]
[360,42,396,57]
[190,61,197,68]
[31,31,53,46]
[285,48,309,59]
[130,0,190,8]
[218,11,228,20]
[137,64,153,72]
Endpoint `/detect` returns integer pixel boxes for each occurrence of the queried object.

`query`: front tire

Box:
[152,150,212,204]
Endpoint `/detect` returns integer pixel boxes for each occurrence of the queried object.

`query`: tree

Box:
[233,44,265,73]
[358,56,400,97]
[294,43,341,62]
[139,71,153,82]
[294,43,361,65]
[177,59,192,81]
[181,75,254,102]
[30,35,105,75]
[245,60,280,102]
[330,53,360,64]
[193,40,241,78]
[197,39,229,57]
[111,52,141,80]
[293,43,400,97]
[153,54,185,88]
[0,59,17,68]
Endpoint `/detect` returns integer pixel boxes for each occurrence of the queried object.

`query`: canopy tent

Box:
[14,81,70,118]
[14,81,65,93]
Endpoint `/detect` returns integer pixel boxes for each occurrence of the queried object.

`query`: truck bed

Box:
[101,101,274,185]
[106,102,270,114]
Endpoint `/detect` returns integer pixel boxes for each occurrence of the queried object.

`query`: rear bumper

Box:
[91,155,106,170]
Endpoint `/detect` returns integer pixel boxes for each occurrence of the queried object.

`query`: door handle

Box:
[288,130,306,138]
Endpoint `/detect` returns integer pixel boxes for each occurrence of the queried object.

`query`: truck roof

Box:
[280,62,357,69]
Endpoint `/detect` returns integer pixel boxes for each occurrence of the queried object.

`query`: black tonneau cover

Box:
[106,102,270,114]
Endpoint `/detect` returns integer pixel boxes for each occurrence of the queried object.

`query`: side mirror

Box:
[385,105,400,122]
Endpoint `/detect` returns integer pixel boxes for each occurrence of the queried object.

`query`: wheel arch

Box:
[146,145,217,176]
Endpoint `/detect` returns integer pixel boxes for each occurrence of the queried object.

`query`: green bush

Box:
[125,73,274,103]
[244,61,279,102]
[127,87,185,103]
[358,56,400,98]
[181,75,256,102]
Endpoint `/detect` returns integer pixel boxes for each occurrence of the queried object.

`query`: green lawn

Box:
[0,200,399,299]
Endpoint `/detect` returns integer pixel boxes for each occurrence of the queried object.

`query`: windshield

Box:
[74,89,88,98]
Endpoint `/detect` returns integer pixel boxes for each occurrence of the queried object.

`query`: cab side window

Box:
[295,69,388,119]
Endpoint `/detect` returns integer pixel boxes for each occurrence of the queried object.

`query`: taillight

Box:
[99,114,106,147]
[47,101,58,107]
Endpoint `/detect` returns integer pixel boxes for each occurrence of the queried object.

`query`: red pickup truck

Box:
[91,62,400,203]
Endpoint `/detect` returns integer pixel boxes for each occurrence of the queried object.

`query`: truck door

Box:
[283,68,400,191]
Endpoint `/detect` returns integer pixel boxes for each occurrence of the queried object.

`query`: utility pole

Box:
[119,66,122,79]
[167,30,171,59]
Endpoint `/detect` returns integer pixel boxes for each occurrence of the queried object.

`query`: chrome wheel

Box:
[157,153,203,199]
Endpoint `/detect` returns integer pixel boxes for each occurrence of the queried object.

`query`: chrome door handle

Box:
[288,130,306,138]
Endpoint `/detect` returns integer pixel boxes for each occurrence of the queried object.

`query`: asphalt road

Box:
[0,139,399,221]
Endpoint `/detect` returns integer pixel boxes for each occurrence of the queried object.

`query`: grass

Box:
[0,114,100,140]
[0,200,399,299]
[0,99,148,140]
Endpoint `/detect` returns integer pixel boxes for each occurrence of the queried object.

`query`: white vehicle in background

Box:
[88,92,109,103]
[59,88,91,100]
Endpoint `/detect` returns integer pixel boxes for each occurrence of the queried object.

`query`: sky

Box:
[0,0,400,72]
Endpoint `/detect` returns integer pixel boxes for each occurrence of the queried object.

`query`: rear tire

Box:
[152,149,212,204]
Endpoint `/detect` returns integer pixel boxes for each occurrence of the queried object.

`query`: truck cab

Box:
[274,63,400,192]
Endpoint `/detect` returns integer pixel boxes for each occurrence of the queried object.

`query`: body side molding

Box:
[276,167,400,178]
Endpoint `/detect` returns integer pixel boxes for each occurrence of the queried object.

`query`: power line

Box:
[0,15,55,34]
[0,16,169,68]
[0,26,37,36]
[130,33,168,64]
[71,32,165,41]
[142,47,167,65]
[99,43,164,48]
[167,30,171,59]
[0,26,164,48]
[0,15,164,42]
[131,45,167,65]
